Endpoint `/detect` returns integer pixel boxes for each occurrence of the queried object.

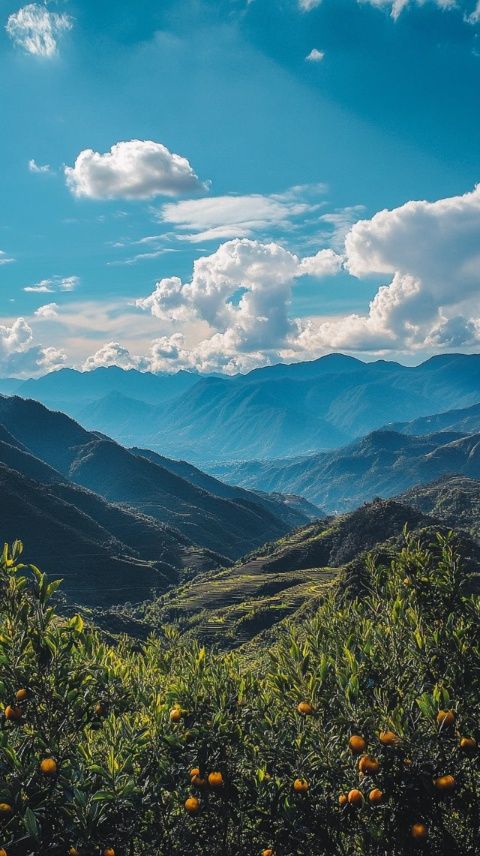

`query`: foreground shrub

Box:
[0,533,478,854]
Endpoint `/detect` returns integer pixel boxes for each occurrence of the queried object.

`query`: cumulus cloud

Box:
[28,158,51,174]
[6,4,73,57]
[0,316,65,375]
[136,238,344,373]
[299,183,480,354]
[24,275,79,293]
[34,302,59,319]
[82,342,144,371]
[65,140,207,200]
[305,48,325,62]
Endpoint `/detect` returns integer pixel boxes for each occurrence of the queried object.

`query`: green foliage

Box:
[0,533,479,854]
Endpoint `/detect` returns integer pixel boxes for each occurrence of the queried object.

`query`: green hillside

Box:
[0,529,479,855]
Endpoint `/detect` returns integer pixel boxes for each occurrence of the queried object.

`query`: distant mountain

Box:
[211,428,480,511]
[6,354,480,463]
[15,366,200,417]
[389,400,480,437]
[140,498,480,648]
[0,395,306,563]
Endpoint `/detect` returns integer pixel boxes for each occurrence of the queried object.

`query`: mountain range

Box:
[4,353,480,463]
[0,395,315,607]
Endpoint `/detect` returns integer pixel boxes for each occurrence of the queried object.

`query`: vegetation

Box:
[0,532,479,855]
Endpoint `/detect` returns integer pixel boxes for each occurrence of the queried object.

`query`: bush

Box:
[0,533,478,855]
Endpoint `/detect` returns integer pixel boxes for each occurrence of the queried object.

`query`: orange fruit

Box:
[103,849,115,856]
[293,778,309,793]
[208,771,224,789]
[349,735,366,755]
[262,850,274,856]
[0,804,12,815]
[191,774,207,788]
[0,848,7,856]
[297,702,314,716]
[434,775,455,793]
[15,689,27,702]
[379,730,399,746]
[95,703,106,717]
[358,755,381,775]
[184,796,200,815]
[68,849,79,856]
[338,794,348,807]
[460,736,477,752]
[368,788,383,804]
[411,823,427,840]
[169,708,182,722]
[190,767,200,778]
[436,710,455,728]
[39,758,58,776]
[348,789,364,807]
[4,706,21,722]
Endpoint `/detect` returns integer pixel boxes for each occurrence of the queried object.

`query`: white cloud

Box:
[305,49,325,62]
[299,183,480,354]
[136,238,343,373]
[34,302,59,319]
[28,158,51,174]
[0,316,65,375]
[466,0,480,22]
[82,341,144,371]
[6,4,73,57]
[299,0,322,10]
[157,187,323,243]
[24,275,79,293]
[65,140,207,200]
[0,251,15,266]
[359,0,456,20]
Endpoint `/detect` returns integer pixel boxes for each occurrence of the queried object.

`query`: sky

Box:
[0,0,480,376]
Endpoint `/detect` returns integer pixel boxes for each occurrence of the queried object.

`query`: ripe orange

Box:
[379,730,399,746]
[436,709,455,728]
[190,767,200,778]
[184,796,200,815]
[261,850,274,856]
[297,702,314,716]
[208,771,224,789]
[348,789,364,807]
[103,849,115,856]
[411,823,427,840]
[358,755,381,775]
[169,707,182,722]
[460,736,477,752]
[349,735,366,755]
[0,804,12,816]
[191,774,207,788]
[368,788,383,804]
[293,778,309,793]
[434,775,455,793]
[338,794,348,807]
[39,758,57,776]
[68,849,79,856]
[15,689,27,702]
[4,706,21,722]
[0,848,7,856]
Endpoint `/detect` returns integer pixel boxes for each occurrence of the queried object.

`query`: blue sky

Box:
[0,0,479,375]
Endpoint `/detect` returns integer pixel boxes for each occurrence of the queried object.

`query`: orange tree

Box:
[0,532,478,855]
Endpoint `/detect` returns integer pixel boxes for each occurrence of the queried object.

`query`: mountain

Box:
[7,353,480,463]
[399,475,480,540]
[0,395,306,562]
[0,461,219,609]
[389,400,480,437]
[139,498,480,649]
[15,366,201,417]
[210,428,480,511]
